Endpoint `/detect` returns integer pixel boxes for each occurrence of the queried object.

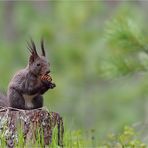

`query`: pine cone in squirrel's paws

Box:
[40,74,56,89]
[40,74,52,82]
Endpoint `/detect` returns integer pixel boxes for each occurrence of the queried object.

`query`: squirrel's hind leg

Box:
[8,88,25,109]
[32,95,43,109]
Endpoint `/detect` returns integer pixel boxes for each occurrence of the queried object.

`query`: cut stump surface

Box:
[0,107,64,147]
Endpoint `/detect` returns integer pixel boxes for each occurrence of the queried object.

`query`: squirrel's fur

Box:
[0,39,55,110]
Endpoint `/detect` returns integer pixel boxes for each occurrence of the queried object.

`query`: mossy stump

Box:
[0,107,64,147]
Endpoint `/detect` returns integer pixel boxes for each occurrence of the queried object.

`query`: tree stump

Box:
[0,107,64,147]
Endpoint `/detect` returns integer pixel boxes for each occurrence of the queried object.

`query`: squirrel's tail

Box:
[0,91,9,107]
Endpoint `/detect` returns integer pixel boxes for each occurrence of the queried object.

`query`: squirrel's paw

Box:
[41,79,56,89]
[48,82,56,89]
[40,74,56,89]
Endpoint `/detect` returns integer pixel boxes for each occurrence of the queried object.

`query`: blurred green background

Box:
[1,0,148,142]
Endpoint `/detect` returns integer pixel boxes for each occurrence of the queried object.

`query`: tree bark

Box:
[0,107,64,147]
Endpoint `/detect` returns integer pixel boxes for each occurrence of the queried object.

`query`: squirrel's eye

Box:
[37,63,40,66]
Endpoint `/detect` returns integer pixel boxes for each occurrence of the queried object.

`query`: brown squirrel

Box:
[0,39,55,110]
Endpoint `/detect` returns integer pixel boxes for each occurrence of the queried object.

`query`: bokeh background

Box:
[1,0,148,142]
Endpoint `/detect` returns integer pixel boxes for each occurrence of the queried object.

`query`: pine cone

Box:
[40,74,52,82]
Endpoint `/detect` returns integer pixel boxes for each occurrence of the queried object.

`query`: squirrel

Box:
[5,39,56,110]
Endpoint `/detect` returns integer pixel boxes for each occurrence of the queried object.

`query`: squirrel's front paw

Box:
[40,74,56,89]
[42,80,56,89]
[48,82,56,89]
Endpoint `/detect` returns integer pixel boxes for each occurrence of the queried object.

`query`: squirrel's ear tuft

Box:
[27,39,38,57]
[41,39,46,56]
